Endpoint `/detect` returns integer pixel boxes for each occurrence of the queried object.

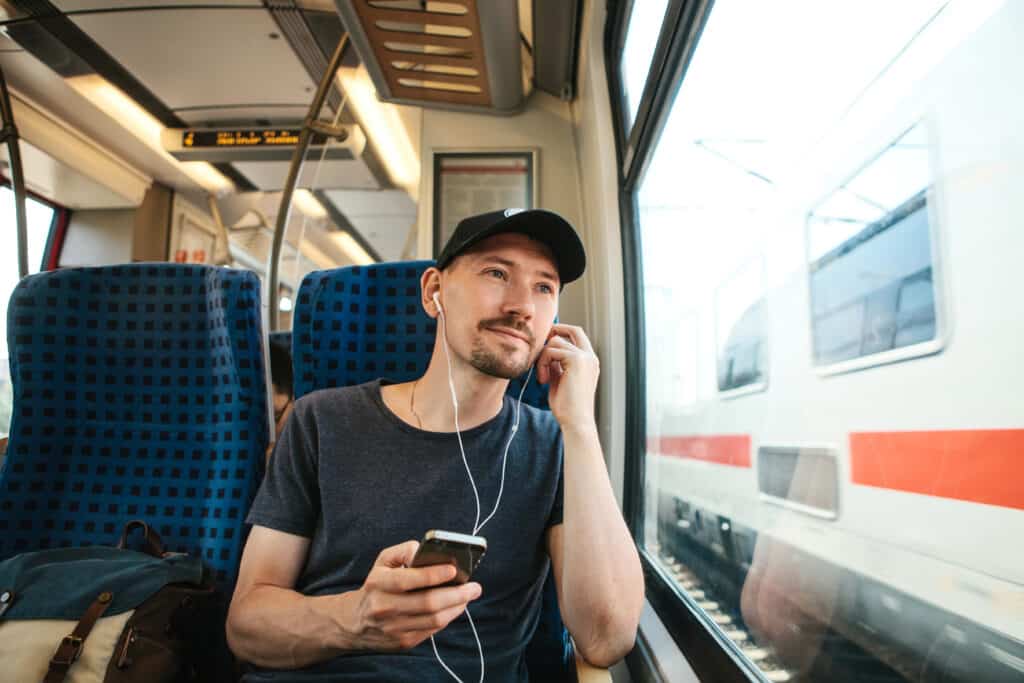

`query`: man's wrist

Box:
[321,589,363,652]
[559,419,600,443]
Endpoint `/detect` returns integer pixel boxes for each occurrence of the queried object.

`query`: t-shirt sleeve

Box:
[246,399,320,537]
[546,431,564,528]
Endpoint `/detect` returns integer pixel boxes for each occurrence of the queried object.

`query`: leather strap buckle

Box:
[52,635,84,666]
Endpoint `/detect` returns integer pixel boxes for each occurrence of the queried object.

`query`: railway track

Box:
[653,541,911,683]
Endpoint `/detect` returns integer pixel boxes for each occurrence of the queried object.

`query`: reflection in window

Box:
[620,0,670,131]
[0,188,57,437]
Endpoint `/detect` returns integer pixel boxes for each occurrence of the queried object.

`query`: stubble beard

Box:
[469,336,536,379]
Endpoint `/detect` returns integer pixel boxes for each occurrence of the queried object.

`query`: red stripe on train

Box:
[850,429,1024,510]
[650,435,752,468]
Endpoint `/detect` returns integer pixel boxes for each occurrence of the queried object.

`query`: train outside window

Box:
[715,257,767,394]
[807,123,940,372]
[625,0,1023,681]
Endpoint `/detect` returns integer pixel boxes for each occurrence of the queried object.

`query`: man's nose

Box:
[501,280,535,320]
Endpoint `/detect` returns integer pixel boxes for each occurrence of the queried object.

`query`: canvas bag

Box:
[0,521,233,683]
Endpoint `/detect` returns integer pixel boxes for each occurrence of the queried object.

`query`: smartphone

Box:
[409,530,487,586]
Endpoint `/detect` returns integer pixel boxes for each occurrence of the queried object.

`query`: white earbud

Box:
[432,291,443,314]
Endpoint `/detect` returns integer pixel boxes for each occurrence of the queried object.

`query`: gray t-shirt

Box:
[243,378,564,682]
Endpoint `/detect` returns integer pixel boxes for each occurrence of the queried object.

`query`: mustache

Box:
[478,317,535,344]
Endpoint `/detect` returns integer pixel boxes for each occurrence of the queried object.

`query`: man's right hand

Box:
[344,540,483,651]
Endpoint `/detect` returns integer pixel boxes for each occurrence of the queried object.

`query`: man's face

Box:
[440,232,560,379]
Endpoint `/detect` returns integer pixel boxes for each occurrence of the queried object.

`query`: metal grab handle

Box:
[267,33,349,332]
[0,63,29,279]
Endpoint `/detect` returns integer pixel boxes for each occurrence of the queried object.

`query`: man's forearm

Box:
[559,423,644,664]
[227,584,359,669]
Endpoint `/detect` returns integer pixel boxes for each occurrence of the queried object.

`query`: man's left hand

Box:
[536,324,599,430]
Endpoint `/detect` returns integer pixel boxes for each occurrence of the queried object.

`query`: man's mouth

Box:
[487,327,530,345]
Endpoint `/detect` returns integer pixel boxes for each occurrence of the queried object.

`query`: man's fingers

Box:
[539,346,573,362]
[388,601,470,633]
[393,581,482,616]
[549,323,594,353]
[378,564,458,593]
[537,347,571,385]
[546,336,576,349]
[376,540,421,568]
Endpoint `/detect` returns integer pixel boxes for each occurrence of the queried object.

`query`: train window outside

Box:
[715,258,767,394]
[619,0,1022,681]
[618,0,671,132]
[1,186,57,437]
[807,123,940,372]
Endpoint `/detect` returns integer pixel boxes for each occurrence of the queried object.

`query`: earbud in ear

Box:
[432,292,442,313]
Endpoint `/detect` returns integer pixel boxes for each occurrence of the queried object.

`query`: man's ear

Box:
[420,267,443,319]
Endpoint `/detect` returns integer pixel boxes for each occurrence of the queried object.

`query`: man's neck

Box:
[416,356,508,431]
[382,354,509,433]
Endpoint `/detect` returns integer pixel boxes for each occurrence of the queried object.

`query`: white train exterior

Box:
[643,3,1024,680]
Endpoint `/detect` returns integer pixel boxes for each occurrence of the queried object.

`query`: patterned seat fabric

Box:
[0,264,268,590]
[292,261,547,408]
[292,261,572,680]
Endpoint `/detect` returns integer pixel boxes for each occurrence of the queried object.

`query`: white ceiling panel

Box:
[234,159,380,192]
[0,50,215,196]
[175,105,313,126]
[70,8,315,111]
[323,189,416,261]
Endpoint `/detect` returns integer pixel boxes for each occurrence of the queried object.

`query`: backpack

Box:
[0,521,234,683]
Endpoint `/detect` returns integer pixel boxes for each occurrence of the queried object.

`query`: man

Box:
[227,209,644,681]
[265,337,294,464]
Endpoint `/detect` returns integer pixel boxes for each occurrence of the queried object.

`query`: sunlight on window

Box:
[1,187,56,437]
[620,0,670,131]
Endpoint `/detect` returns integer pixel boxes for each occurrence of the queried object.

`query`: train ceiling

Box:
[0,0,580,260]
[0,0,408,255]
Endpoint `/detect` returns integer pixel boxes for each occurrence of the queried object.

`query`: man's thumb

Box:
[377,540,420,568]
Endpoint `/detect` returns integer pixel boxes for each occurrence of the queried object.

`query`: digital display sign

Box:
[183,129,305,148]
[165,126,359,164]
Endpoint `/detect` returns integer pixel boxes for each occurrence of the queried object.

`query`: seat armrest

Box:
[573,643,613,683]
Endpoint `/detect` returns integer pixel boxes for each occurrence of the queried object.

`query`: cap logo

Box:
[504,208,525,218]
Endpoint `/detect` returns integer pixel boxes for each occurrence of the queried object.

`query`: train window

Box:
[617,0,1021,681]
[807,124,941,372]
[715,259,767,394]
[0,186,58,437]
[618,0,671,132]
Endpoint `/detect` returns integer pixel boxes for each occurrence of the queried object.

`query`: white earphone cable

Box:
[430,296,532,683]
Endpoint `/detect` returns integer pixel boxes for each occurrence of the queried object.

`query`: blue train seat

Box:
[291,261,573,681]
[0,264,269,590]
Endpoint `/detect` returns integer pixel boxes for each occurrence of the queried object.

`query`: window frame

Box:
[605,1,764,681]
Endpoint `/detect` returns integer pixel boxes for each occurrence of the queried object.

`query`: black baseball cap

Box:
[436,208,586,284]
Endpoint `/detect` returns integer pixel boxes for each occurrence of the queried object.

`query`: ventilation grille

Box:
[350,0,492,107]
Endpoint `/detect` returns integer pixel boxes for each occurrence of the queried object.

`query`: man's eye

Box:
[538,284,554,294]
[486,269,507,280]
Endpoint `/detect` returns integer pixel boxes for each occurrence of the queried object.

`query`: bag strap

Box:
[116,519,166,558]
[43,591,114,683]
